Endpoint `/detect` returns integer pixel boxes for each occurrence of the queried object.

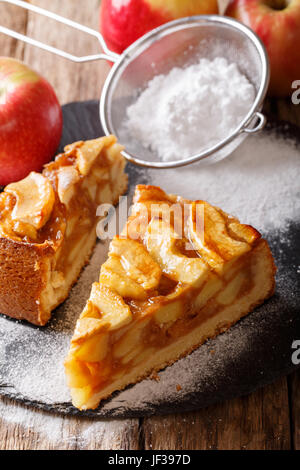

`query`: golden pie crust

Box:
[0,136,127,325]
[65,185,276,410]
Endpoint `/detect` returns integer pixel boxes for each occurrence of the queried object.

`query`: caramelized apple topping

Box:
[4,172,55,238]
[56,166,80,206]
[145,218,207,287]
[0,135,126,244]
[75,136,116,176]
[108,237,161,290]
[188,201,252,273]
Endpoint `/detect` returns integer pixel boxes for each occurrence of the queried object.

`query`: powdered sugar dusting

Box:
[0,396,131,449]
[0,120,299,423]
[123,57,255,161]
[150,130,300,233]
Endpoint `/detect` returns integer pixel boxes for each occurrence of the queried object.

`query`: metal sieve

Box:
[0,0,270,169]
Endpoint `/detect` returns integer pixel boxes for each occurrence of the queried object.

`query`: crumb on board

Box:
[176,384,182,392]
[150,371,160,382]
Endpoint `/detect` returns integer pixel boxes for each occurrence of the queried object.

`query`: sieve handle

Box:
[0,0,120,63]
[242,112,266,134]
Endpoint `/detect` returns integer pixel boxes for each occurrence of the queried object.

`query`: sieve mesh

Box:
[0,4,268,168]
[101,16,268,167]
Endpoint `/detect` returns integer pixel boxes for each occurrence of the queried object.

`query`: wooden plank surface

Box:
[0,0,299,450]
[289,372,300,450]
[142,377,291,450]
[24,0,110,104]
[0,1,27,59]
[0,396,141,450]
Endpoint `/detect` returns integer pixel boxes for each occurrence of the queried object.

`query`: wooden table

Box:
[0,1,299,450]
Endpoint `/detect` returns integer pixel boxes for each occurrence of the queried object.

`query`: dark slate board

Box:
[0,100,299,418]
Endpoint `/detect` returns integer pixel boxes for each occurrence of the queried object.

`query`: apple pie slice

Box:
[0,136,127,325]
[65,185,276,410]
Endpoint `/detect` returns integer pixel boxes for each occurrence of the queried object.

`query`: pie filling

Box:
[0,136,127,325]
[65,185,276,410]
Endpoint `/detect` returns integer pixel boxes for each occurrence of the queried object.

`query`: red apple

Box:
[0,58,62,186]
[100,0,219,55]
[226,0,300,97]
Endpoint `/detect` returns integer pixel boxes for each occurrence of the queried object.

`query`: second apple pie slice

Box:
[65,185,276,410]
[0,136,127,325]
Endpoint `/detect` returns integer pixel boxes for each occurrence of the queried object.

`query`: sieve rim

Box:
[100,15,270,169]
